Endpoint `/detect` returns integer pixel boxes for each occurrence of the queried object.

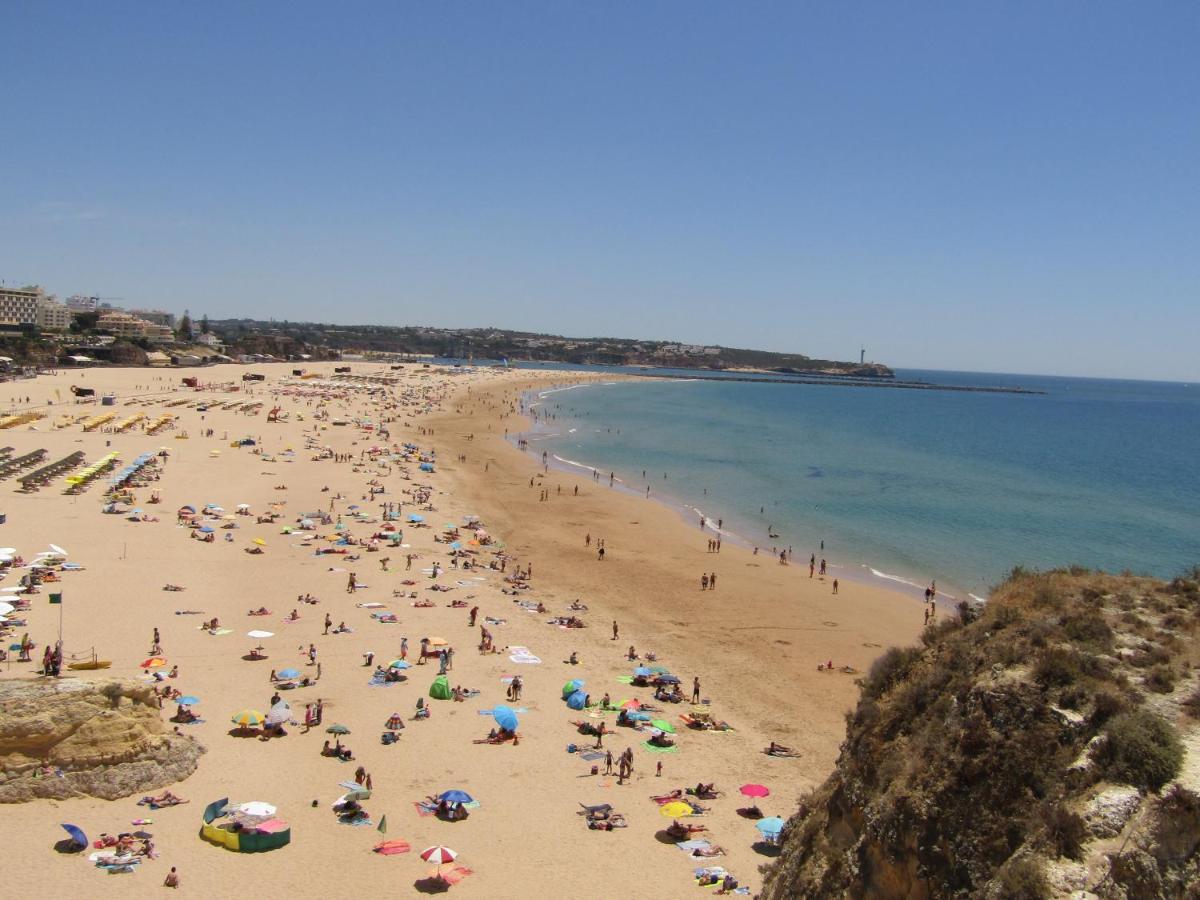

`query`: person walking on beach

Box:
[701,573,709,591]
[832,579,839,595]
[612,621,619,641]
[324,613,332,635]
[605,749,614,775]
[598,546,605,561]
[400,636,408,660]
[692,676,701,704]
[709,572,717,590]
[346,572,357,593]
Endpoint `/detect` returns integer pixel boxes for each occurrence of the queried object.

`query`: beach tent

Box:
[429,675,452,700]
[562,679,585,698]
[60,823,88,851]
[566,690,588,710]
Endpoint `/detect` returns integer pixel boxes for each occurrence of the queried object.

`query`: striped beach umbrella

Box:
[420,845,457,878]
[231,709,266,728]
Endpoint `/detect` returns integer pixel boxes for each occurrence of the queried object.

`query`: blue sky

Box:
[2,3,1197,380]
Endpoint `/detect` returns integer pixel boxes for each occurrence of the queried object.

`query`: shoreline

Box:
[512,378,972,608]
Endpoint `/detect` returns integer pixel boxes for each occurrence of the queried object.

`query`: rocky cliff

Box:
[760,569,1200,899]
[0,677,204,802]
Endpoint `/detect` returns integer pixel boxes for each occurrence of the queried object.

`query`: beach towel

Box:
[434,866,474,885]
[413,801,436,817]
[642,741,680,753]
[374,840,411,855]
[615,675,634,684]
[677,840,711,853]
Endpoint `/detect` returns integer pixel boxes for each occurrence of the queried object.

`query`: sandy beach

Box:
[0,361,921,898]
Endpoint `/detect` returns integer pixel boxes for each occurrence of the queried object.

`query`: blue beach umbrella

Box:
[277,668,301,680]
[657,674,681,684]
[438,790,474,805]
[567,690,588,710]
[388,659,411,669]
[493,704,519,732]
[633,667,651,677]
[60,823,88,849]
[449,541,462,550]
[175,696,201,706]
[408,514,424,523]
[199,526,215,534]
[756,817,786,835]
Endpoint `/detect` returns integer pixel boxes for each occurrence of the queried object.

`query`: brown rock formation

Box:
[0,677,204,803]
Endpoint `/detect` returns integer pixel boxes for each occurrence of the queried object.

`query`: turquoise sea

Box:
[509,367,1199,603]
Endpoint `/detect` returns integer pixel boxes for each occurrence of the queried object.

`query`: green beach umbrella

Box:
[326,723,351,735]
[651,719,676,734]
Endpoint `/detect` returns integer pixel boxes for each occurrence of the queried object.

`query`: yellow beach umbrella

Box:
[253,538,267,546]
[231,709,266,727]
[660,801,696,818]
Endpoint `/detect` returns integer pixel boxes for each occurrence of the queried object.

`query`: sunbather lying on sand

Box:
[247,607,271,615]
[665,820,707,838]
[766,741,800,758]
[139,791,187,807]
[163,584,185,591]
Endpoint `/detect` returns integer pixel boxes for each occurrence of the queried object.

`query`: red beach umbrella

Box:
[740,784,770,798]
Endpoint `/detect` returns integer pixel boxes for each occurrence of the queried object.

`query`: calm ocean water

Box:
[512,368,1200,602]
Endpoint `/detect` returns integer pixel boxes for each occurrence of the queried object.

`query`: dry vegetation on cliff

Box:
[761,568,1200,899]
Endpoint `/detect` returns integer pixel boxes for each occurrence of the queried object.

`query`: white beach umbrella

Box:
[0,602,14,615]
[237,801,277,817]
[49,544,68,556]
[247,630,274,639]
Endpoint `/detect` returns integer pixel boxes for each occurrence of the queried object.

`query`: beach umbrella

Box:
[407,514,424,523]
[0,602,14,616]
[238,801,277,817]
[620,699,642,709]
[492,704,519,732]
[438,790,474,805]
[651,719,676,734]
[247,630,274,639]
[649,666,670,675]
[277,668,300,679]
[0,547,16,554]
[326,723,351,735]
[657,674,681,684]
[253,538,267,546]
[265,701,291,726]
[49,544,68,556]
[231,709,266,728]
[633,667,651,677]
[176,696,201,706]
[562,679,585,698]
[388,659,411,670]
[449,541,462,550]
[740,784,770,798]
[756,817,786,835]
[426,637,448,647]
[340,788,371,803]
[420,845,457,878]
[60,823,88,850]
[140,657,167,669]
[660,801,696,818]
[198,526,215,534]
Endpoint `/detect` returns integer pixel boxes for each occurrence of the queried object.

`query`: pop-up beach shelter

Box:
[429,675,452,700]
[567,690,588,710]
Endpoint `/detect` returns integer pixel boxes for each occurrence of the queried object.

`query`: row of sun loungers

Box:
[0,449,48,481]
[17,451,86,492]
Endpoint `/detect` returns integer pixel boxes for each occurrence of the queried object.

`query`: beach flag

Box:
[49,593,62,605]
[377,814,387,835]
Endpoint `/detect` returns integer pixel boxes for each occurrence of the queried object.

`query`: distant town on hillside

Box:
[0,283,890,376]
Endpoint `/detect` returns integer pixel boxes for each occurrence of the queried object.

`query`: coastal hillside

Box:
[760,569,1200,899]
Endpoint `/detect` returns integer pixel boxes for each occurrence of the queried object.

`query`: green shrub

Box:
[1042,803,1087,859]
[1062,612,1114,651]
[1102,709,1183,791]
[1145,665,1176,694]
[996,857,1049,899]
[1034,647,1083,688]
[861,646,921,701]
[1090,689,1126,726]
